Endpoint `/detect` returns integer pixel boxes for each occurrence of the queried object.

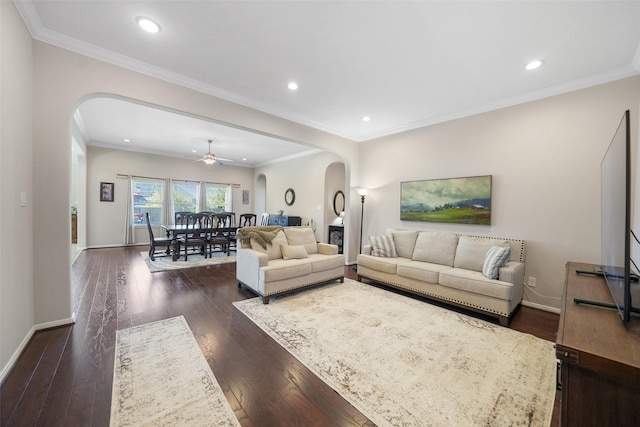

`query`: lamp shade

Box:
[356,188,368,197]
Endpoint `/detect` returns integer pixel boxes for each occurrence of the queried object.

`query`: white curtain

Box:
[164,178,173,225]
[225,184,233,212]
[198,181,207,212]
[124,175,135,244]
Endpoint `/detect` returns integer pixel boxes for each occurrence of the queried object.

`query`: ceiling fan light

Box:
[203,157,216,165]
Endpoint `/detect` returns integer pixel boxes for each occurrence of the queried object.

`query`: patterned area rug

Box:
[234,279,556,426]
[140,252,236,272]
[110,316,240,426]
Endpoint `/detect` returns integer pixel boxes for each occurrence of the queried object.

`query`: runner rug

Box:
[140,252,236,272]
[110,316,240,426]
[233,279,556,426]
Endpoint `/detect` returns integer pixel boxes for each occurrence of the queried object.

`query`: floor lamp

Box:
[357,188,368,254]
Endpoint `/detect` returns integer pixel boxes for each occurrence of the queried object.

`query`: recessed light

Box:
[362,116,371,122]
[526,60,542,71]
[242,158,247,161]
[123,138,130,142]
[136,16,161,33]
[192,149,197,153]
[287,82,298,91]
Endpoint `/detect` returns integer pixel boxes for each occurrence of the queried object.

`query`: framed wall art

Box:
[100,181,114,202]
[242,189,249,204]
[400,175,492,224]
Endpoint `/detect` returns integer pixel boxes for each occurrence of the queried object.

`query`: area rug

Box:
[233,279,556,427]
[110,316,240,426]
[140,251,236,272]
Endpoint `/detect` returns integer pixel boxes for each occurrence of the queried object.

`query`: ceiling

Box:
[16,1,640,164]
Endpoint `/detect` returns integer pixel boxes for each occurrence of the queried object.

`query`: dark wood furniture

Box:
[267,214,301,226]
[145,212,174,261]
[556,262,640,427]
[162,223,238,260]
[239,213,257,227]
[329,225,344,254]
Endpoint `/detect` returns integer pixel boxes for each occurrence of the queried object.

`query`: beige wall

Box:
[0,1,35,377]
[359,76,640,310]
[86,146,256,247]
[254,151,348,246]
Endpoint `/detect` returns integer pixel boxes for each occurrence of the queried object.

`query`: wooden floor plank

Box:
[0,246,560,426]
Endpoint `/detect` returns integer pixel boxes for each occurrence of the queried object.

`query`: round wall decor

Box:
[285,188,295,206]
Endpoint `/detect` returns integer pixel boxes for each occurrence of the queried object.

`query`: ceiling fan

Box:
[197,139,233,165]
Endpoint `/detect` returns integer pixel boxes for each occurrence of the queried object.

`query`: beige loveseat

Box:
[357,229,525,325]
[236,226,344,303]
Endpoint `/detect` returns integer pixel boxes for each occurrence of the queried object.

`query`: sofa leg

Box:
[357,275,362,282]
[498,316,509,326]
[340,277,344,283]
[237,281,242,288]
[262,296,270,304]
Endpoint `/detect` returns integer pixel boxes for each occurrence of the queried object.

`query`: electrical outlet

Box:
[528,276,537,287]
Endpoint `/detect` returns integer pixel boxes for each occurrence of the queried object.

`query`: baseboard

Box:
[0,316,75,385]
[522,300,561,314]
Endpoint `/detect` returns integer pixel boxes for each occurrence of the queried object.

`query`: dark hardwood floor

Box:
[1,246,560,426]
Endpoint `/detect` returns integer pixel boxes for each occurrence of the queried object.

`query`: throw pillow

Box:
[482,246,512,280]
[281,244,309,260]
[370,235,398,258]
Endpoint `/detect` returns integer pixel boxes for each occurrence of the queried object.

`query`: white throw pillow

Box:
[281,244,309,260]
[370,235,398,258]
[482,246,511,280]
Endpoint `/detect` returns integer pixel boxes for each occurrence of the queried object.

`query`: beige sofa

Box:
[357,229,525,325]
[236,226,344,303]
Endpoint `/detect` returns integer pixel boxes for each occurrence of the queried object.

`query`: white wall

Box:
[87,146,255,247]
[255,151,347,245]
[359,76,640,310]
[0,1,34,377]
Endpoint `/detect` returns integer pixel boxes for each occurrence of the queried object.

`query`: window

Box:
[133,178,164,225]
[204,183,229,213]
[172,181,200,214]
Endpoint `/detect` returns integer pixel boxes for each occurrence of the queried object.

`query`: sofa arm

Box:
[499,261,525,287]
[237,248,268,287]
[317,243,339,255]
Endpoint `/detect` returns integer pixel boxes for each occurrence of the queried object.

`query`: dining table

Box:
[161,223,238,260]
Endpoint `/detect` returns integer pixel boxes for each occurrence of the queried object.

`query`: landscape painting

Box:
[401,175,492,224]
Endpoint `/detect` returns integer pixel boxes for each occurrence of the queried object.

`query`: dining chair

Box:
[260,213,270,226]
[239,213,257,227]
[174,211,192,226]
[145,212,174,261]
[209,214,231,255]
[178,213,210,260]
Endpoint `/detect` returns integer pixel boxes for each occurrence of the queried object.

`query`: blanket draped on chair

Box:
[237,226,284,249]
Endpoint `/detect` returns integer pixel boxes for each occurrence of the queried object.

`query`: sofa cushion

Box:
[283,227,318,254]
[251,230,287,260]
[370,235,397,257]
[482,246,511,279]
[308,253,344,273]
[454,236,510,272]
[260,258,312,282]
[411,232,458,267]
[281,244,309,260]
[439,268,514,301]
[397,261,452,284]
[389,230,419,258]
[358,254,410,274]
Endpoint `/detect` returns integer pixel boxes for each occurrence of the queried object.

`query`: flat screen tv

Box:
[576,109,639,323]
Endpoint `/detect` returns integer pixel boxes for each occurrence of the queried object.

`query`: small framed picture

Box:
[242,189,249,204]
[100,182,114,202]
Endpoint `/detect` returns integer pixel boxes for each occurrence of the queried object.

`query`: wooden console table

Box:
[556,262,640,426]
